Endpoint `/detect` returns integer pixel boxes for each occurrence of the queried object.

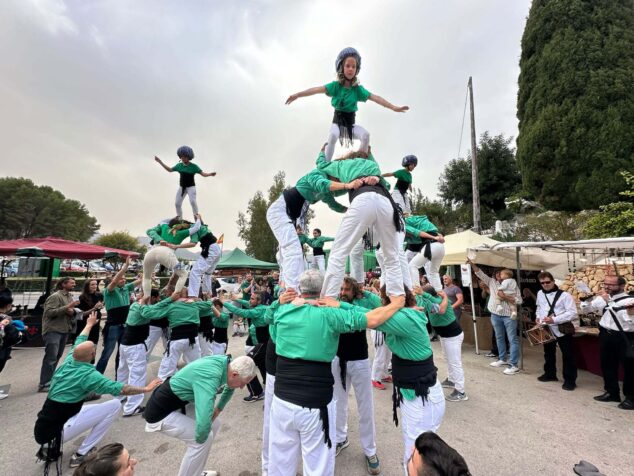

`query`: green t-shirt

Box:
[404,215,438,245]
[420,293,456,328]
[354,291,382,310]
[162,300,206,328]
[146,223,192,245]
[273,302,368,362]
[240,281,251,300]
[324,81,371,112]
[375,307,433,401]
[306,236,335,249]
[223,302,269,328]
[295,169,348,213]
[316,151,390,190]
[393,169,413,183]
[169,355,234,444]
[48,335,124,402]
[212,311,230,328]
[103,282,135,311]
[125,299,174,326]
[172,162,202,175]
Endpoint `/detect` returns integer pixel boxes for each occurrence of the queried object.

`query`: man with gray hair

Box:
[269,269,404,476]
[144,354,256,476]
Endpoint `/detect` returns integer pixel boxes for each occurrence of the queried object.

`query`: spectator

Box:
[1,294,27,399]
[74,279,104,346]
[38,277,81,392]
[442,275,464,320]
[406,431,471,476]
[73,443,137,476]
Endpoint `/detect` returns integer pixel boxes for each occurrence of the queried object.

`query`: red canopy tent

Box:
[0,236,139,260]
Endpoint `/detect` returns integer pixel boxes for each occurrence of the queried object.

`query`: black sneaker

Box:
[562,383,576,391]
[69,448,96,468]
[537,374,558,382]
[123,405,145,417]
[243,393,264,402]
[37,384,50,393]
[618,399,634,410]
[335,438,349,457]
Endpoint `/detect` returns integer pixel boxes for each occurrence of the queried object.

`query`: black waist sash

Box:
[106,305,130,325]
[199,315,213,342]
[313,247,325,256]
[143,378,189,423]
[391,354,437,426]
[274,356,334,448]
[213,327,228,344]
[179,172,196,196]
[150,317,169,329]
[349,184,404,232]
[406,242,423,253]
[332,110,356,147]
[34,398,84,445]
[121,323,150,346]
[395,179,409,195]
[167,324,198,356]
[336,331,369,391]
[255,325,270,344]
[421,231,439,260]
[283,187,307,221]
[266,339,277,377]
[434,320,462,339]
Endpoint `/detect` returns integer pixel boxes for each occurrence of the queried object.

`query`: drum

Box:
[525,324,556,346]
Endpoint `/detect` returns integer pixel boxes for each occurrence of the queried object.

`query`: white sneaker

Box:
[503,365,520,375]
[201,471,218,476]
[0,391,8,400]
[489,360,508,367]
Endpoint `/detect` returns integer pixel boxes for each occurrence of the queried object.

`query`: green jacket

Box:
[42,290,76,334]
[295,169,347,213]
[316,151,390,190]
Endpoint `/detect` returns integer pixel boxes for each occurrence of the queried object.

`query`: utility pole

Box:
[468,76,481,234]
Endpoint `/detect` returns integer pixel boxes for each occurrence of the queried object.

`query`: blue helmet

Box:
[176,145,194,160]
[336,47,361,75]
[402,155,418,167]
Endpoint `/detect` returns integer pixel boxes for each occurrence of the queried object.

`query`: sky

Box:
[0,0,532,249]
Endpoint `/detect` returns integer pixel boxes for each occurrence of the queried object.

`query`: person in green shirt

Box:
[305,228,335,273]
[34,313,161,471]
[269,269,404,476]
[96,256,142,376]
[118,290,178,416]
[382,155,418,215]
[286,47,408,162]
[405,215,446,291]
[210,299,229,355]
[316,146,405,301]
[186,214,223,299]
[154,145,217,217]
[266,157,357,292]
[144,354,256,476]
[142,215,202,297]
[371,286,446,469]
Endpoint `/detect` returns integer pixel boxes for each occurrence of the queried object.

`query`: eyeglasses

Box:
[539,281,553,285]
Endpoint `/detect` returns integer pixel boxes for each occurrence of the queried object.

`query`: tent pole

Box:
[516,247,523,370]
[45,257,54,297]
[469,275,479,354]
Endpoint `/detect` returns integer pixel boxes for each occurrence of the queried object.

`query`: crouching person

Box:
[34,313,161,473]
[143,355,256,476]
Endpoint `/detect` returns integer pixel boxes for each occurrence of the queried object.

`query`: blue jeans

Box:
[95,324,124,375]
[490,313,519,366]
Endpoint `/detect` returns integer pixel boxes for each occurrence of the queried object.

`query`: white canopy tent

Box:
[441,230,500,266]
[466,236,634,368]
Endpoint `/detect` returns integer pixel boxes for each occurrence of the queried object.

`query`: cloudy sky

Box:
[1,0,531,249]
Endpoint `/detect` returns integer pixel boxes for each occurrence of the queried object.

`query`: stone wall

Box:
[560,264,634,300]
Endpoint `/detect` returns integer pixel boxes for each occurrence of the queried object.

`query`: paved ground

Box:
[1,333,632,476]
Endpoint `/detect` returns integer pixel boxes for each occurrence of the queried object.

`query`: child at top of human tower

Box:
[286,47,409,162]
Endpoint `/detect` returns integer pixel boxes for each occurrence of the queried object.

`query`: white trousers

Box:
[199,334,214,357]
[311,254,326,274]
[117,343,147,415]
[269,396,336,476]
[158,337,201,380]
[146,410,221,476]
[371,330,392,381]
[376,231,412,291]
[325,123,370,162]
[440,332,465,392]
[322,193,403,298]
[262,373,275,476]
[349,238,365,284]
[399,380,445,465]
[332,357,376,456]
[266,195,304,291]
[63,399,121,455]
[408,242,446,291]
[187,244,222,297]
[146,326,167,358]
[391,189,411,215]
[143,246,188,296]
[175,186,198,217]
[211,340,227,355]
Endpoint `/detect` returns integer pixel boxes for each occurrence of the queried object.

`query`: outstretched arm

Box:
[368,94,409,112]
[154,156,174,173]
[381,172,395,177]
[107,256,131,292]
[286,86,327,105]
[200,171,217,177]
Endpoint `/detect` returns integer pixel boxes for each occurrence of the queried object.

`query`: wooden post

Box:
[468,77,481,233]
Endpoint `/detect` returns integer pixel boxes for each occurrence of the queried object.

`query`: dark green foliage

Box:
[438,132,521,223]
[584,171,634,237]
[0,177,99,241]
[517,0,634,210]
[94,231,147,258]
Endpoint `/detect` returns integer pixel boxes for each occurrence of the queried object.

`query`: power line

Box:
[457,83,469,158]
